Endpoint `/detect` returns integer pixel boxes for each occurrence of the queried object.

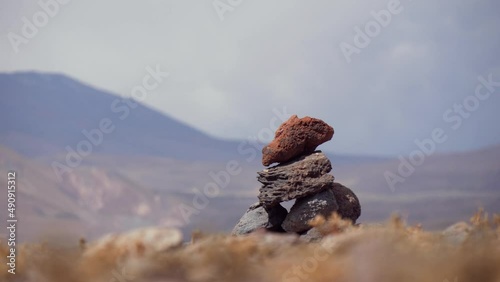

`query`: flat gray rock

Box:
[282,188,339,233]
[257,151,334,209]
[231,202,287,236]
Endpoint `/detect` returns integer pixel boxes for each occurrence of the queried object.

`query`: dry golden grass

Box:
[1,210,499,282]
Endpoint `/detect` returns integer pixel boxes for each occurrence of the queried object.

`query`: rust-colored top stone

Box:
[261,115,334,166]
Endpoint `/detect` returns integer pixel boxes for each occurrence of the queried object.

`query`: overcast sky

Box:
[1,0,500,156]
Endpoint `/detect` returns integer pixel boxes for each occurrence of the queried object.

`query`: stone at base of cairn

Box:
[232,182,361,238]
[281,188,339,233]
[331,182,361,223]
[231,202,287,236]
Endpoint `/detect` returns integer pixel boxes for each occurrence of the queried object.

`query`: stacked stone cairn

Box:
[232,115,361,239]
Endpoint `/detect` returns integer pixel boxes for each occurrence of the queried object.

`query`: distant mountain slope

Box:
[0,72,242,161]
[0,71,388,165]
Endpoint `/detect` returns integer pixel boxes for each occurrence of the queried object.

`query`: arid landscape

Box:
[1,210,499,282]
[1,142,499,244]
[0,73,499,245]
[1,2,500,279]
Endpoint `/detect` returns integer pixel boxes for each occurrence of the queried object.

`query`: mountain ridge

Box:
[0,71,388,165]
[0,71,242,161]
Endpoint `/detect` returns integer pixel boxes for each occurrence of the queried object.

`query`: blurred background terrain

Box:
[1,0,500,243]
[0,72,499,242]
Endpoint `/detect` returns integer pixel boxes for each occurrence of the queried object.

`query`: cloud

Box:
[1,0,499,155]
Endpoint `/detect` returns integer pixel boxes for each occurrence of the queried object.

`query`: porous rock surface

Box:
[257,151,334,209]
[262,115,334,166]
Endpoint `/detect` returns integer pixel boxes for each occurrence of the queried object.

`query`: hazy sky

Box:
[1,0,500,156]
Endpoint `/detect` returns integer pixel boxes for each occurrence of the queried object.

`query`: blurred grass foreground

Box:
[1,210,500,282]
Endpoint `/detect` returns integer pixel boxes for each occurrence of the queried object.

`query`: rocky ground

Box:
[1,210,499,282]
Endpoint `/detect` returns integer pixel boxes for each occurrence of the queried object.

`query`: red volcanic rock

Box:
[262,115,334,166]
